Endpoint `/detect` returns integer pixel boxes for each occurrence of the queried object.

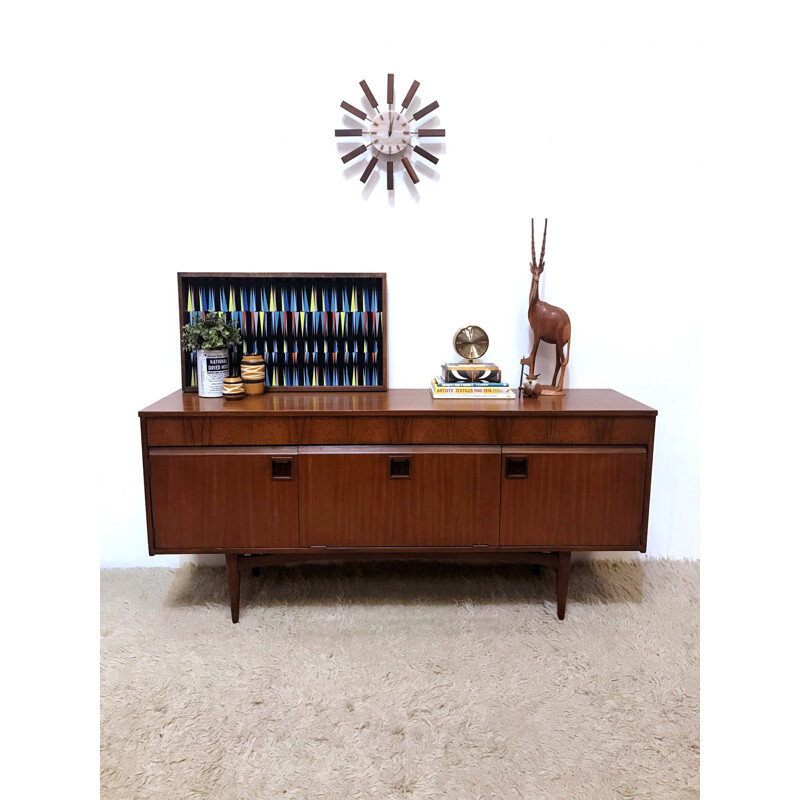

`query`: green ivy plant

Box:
[181,314,243,351]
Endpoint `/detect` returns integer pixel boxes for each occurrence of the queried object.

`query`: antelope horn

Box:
[540,218,548,270]
[531,218,537,269]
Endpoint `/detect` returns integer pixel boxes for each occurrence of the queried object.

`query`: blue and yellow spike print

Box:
[181,276,384,389]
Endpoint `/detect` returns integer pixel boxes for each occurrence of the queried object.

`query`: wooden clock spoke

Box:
[359,80,379,111]
[401,80,420,110]
[413,101,439,121]
[401,157,419,184]
[360,156,378,183]
[387,73,394,105]
[387,160,394,191]
[415,128,446,137]
[335,129,366,137]
[341,101,367,121]
[413,145,439,164]
[341,144,367,164]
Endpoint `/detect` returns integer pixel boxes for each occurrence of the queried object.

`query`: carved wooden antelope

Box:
[520,219,571,395]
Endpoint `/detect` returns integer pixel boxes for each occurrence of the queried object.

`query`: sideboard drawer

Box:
[500,446,647,548]
[148,447,299,551]
[298,446,501,547]
[146,418,298,446]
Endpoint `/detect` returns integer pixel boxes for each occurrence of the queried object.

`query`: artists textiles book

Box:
[430,378,515,399]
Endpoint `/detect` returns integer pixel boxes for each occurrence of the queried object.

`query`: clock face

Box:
[453,325,489,361]
[370,111,411,155]
[335,74,445,192]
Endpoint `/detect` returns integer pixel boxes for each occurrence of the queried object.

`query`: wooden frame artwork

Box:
[178,273,387,392]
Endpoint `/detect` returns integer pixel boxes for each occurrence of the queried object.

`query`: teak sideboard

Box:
[139,389,657,621]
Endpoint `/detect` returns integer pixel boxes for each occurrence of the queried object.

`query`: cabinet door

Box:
[148,447,299,550]
[500,447,647,548]
[298,446,501,547]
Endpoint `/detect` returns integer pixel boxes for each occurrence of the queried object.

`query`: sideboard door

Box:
[148,447,299,551]
[500,446,648,548]
[298,446,501,547]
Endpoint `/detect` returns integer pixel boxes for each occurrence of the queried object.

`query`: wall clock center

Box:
[370,112,411,156]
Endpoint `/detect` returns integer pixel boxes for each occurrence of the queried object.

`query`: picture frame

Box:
[178,272,387,392]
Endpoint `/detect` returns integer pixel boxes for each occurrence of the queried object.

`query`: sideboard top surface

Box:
[139,388,657,418]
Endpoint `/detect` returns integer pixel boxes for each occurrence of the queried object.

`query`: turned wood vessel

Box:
[222,376,245,400]
[240,354,266,395]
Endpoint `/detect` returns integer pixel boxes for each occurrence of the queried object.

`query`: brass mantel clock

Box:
[453,325,489,363]
[335,74,445,191]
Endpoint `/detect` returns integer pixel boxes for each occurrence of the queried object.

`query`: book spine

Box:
[432,387,507,394]
[430,388,515,399]
[433,378,509,388]
[442,363,500,370]
[431,380,506,394]
[441,367,502,383]
[430,384,515,399]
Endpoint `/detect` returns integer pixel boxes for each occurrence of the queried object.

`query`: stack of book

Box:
[430,363,515,399]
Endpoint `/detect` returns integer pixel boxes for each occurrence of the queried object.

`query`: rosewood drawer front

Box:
[148,447,299,551]
[500,446,648,548]
[298,446,501,548]
[144,415,653,447]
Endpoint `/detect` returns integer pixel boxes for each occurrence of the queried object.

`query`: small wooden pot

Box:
[222,376,246,401]
[240,354,266,395]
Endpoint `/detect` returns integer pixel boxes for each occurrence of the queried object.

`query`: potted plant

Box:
[181,314,243,397]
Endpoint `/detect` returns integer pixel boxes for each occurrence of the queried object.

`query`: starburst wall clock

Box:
[334,74,445,192]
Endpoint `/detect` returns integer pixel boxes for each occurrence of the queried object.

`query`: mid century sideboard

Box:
[139,389,657,621]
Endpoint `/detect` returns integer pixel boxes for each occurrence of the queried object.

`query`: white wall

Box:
[6,1,707,566]
[103,1,704,564]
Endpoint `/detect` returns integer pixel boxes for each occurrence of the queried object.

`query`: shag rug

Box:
[101,559,699,799]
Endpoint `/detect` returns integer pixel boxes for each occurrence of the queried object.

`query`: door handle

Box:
[389,456,412,479]
[271,457,294,480]
[505,456,528,479]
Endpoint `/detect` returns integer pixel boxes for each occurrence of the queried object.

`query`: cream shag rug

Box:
[101,559,699,799]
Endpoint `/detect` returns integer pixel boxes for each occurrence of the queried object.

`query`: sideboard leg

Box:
[556,551,571,620]
[225,554,241,623]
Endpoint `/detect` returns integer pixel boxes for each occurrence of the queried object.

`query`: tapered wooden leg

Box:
[225,554,241,623]
[556,551,571,620]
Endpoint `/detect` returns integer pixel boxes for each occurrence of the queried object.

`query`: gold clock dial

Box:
[453,325,489,361]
